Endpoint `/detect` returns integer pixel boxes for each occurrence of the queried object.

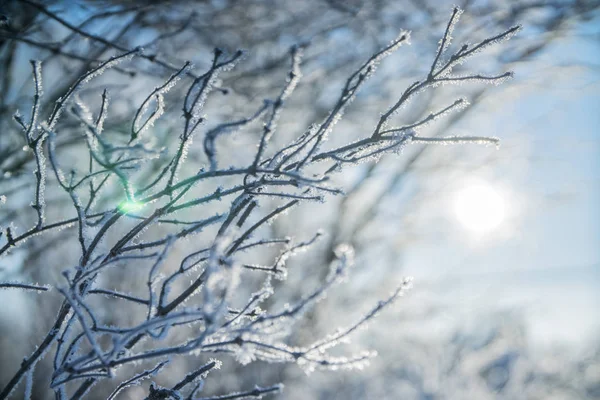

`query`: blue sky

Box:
[402,19,600,350]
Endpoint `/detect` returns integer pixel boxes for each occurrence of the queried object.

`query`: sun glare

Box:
[453,182,506,234]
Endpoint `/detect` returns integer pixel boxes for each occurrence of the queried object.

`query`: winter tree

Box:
[0,1,597,399]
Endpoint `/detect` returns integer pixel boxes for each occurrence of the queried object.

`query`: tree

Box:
[0,1,596,399]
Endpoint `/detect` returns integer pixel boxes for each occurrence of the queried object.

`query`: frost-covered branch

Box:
[0,6,523,399]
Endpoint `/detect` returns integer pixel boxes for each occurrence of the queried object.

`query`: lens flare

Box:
[118,200,145,214]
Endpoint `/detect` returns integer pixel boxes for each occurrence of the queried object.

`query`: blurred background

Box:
[1,0,599,399]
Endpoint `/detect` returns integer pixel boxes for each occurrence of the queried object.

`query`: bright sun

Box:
[453,182,506,234]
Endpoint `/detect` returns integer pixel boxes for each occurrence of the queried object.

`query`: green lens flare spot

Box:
[118,200,145,214]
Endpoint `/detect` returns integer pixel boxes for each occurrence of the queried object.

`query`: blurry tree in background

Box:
[0,1,599,399]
